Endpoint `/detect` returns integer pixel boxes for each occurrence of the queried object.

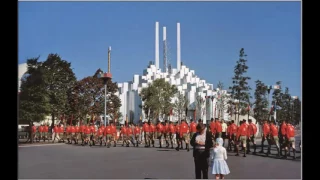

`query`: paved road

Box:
[19,134,301,179]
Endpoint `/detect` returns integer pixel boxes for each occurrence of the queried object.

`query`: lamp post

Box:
[98,46,112,126]
[233,99,240,125]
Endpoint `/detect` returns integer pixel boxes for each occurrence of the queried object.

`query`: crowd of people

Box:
[28,118,299,158]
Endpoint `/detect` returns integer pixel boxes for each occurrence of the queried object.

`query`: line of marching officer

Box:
[211,118,298,159]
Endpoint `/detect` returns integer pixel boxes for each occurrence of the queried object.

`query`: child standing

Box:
[211,138,230,179]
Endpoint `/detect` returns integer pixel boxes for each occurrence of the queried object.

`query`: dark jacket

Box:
[190,131,213,158]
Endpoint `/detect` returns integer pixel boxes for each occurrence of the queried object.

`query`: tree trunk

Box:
[29,121,33,144]
[51,114,55,130]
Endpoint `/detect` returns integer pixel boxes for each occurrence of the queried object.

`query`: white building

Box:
[117,22,232,125]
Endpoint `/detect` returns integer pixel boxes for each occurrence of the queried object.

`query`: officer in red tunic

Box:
[97,126,104,146]
[215,118,222,138]
[285,121,296,159]
[32,125,38,143]
[156,121,164,148]
[74,125,80,144]
[168,122,176,149]
[163,120,170,148]
[59,125,65,143]
[82,125,91,146]
[89,124,96,146]
[149,121,156,147]
[105,124,113,148]
[189,120,197,140]
[236,121,249,157]
[110,122,117,147]
[269,121,280,156]
[133,124,141,147]
[177,120,190,151]
[209,118,216,140]
[175,122,181,149]
[142,121,150,147]
[121,123,129,147]
[259,120,271,154]
[279,120,287,156]
[229,120,238,152]
[38,125,44,141]
[127,124,135,147]
[247,119,257,154]
[43,124,49,142]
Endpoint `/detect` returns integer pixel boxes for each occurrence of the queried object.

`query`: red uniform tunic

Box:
[156,123,164,132]
[169,124,176,133]
[80,125,85,133]
[97,128,104,136]
[281,123,287,136]
[149,124,156,132]
[110,125,116,135]
[286,124,295,139]
[121,126,127,135]
[75,126,81,133]
[270,124,278,137]
[70,126,76,133]
[39,126,44,133]
[59,126,64,133]
[90,126,96,134]
[32,126,37,133]
[54,126,59,133]
[176,124,180,135]
[84,126,91,134]
[179,122,188,135]
[210,122,216,134]
[143,123,150,132]
[44,125,49,132]
[262,123,271,137]
[230,123,238,135]
[215,122,222,133]
[164,124,169,133]
[66,126,70,134]
[104,126,113,135]
[134,126,140,134]
[127,127,133,136]
[236,123,249,139]
[248,123,257,136]
[189,122,197,133]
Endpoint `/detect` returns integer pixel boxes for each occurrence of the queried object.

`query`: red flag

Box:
[193,110,196,120]
[269,105,274,114]
[170,108,173,116]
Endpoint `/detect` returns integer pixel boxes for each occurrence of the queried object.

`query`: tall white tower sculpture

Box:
[155,22,160,70]
[177,22,181,71]
[163,26,168,73]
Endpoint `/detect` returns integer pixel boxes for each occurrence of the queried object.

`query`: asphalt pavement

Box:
[18,133,301,179]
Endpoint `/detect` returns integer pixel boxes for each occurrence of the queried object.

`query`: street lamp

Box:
[98,71,112,126]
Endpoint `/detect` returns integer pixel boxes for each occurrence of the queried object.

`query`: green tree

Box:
[278,87,292,122]
[271,81,282,121]
[173,93,189,122]
[139,78,177,123]
[216,81,230,119]
[41,54,77,128]
[229,48,252,124]
[292,98,301,125]
[68,69,121,125]
[253,80,269,123]
[19,57,50,124]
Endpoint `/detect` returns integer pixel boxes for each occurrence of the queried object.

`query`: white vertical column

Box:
[177,22,181,71]
[163,26,167,73]
[155,22,160,70]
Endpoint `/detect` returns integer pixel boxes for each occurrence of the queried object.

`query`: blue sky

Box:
[18,2,301,99]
